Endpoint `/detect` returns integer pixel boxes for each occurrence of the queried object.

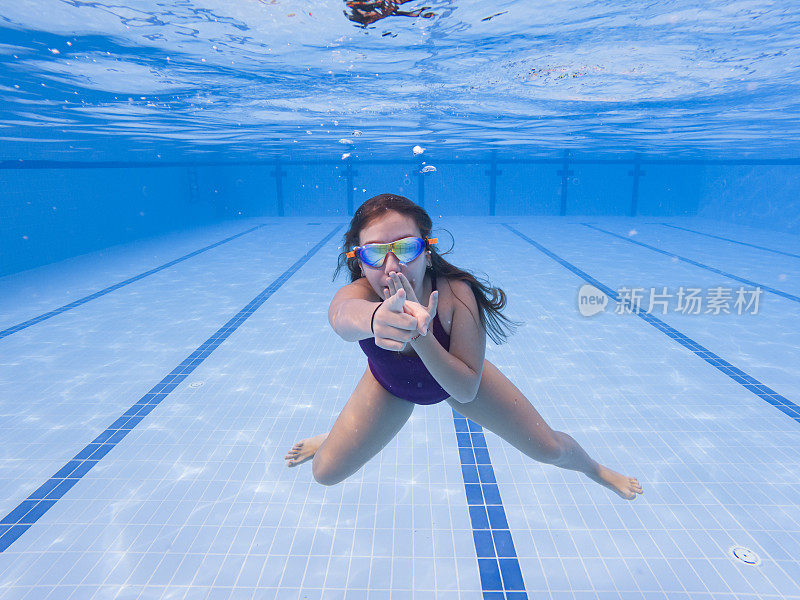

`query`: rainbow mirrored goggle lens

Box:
[346,236,438,268]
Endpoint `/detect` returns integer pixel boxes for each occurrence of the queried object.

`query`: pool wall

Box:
[2,157,798,277]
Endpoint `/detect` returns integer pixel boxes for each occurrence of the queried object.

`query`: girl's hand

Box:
[385,271,438,339]
[373,286,419,351]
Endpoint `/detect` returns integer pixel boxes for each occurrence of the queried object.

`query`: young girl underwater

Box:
[285,193,643,501]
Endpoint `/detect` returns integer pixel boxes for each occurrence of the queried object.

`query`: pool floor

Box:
[0,216,798,599]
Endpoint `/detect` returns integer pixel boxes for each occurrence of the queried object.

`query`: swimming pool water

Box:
[2,1,800,598]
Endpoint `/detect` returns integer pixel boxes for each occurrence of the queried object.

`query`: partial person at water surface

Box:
[344,0,435,25]
[286,193,643,501]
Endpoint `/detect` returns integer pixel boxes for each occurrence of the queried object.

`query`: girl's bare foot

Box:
[285,433,329,467]
[588,465,644,500]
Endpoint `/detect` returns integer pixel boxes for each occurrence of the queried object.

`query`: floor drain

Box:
[729,546,760,566]
[189,382,204,388]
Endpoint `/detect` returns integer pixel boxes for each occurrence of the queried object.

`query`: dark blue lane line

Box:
[0,225,344,553]
[503,224,800,425]
[581,223,800,304]
[659,223,800,260]
[453,410,529,600]
[1,224,269,340]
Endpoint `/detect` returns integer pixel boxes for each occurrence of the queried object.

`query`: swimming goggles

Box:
[347,236,438,268]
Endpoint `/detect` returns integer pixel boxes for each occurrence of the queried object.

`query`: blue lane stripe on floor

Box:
[453,409,529,600]
[0,225,343,553]
[659,223,800,260]
[581,223,800,304]
[503,224,800,425]
[0,224,269,340]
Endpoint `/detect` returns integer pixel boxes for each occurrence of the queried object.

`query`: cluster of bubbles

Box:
[334,139,437,174]
[413,146,437,173]
[338,130,362,159]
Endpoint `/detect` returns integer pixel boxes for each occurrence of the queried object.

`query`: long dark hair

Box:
[332,193,522,345]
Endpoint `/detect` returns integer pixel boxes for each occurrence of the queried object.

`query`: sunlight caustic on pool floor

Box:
[0,216,799,599]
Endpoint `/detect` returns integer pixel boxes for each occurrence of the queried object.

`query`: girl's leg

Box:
[444,359,643,500]
[303,366,415,486]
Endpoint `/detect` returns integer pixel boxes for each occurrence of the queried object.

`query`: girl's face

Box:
[358,210,429,301]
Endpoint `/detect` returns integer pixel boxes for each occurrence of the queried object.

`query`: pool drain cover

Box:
[189,381,204,388]
[729,546,760,566]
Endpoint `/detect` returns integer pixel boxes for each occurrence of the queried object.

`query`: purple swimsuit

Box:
[358,276,451,405]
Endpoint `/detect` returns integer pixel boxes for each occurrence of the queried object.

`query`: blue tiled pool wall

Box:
[0,166,221,277]
[2,158,799,278]
[697,163,800,234]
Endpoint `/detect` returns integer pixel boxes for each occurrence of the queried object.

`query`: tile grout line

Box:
[659,223,800,260]
[0,225,344,553]
[503,223,800,425]
[580,223,800,303]
[0,223,270,340]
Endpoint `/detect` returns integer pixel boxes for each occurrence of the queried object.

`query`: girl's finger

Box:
[398,272,414,294]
